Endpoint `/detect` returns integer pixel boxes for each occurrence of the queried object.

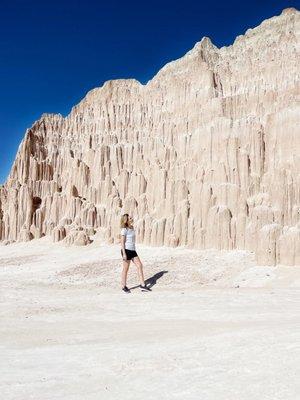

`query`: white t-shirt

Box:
[120,227,136,251]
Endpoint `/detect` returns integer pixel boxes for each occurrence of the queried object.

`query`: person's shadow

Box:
[145,270,168,288]
[129,270,168,290]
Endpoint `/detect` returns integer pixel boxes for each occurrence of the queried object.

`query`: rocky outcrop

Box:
[0,8,299,264]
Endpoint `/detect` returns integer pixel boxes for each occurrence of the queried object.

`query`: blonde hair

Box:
[120,213,129,228]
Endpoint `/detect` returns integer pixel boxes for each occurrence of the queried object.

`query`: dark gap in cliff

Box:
[72,185,79,197]
[212,72,217,89]
[228,209,233,243]
[32,197,42,211]
[247,155,251,174]
[31,197,42,225]
[28,130,36,157]
[212,72,223,98]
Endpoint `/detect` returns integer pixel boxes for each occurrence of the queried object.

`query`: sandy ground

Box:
[1,237,300,400]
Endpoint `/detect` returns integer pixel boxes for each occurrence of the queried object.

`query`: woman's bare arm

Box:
[121,235,127,260]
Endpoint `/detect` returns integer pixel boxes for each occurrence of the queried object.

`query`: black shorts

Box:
[121,249,138,260]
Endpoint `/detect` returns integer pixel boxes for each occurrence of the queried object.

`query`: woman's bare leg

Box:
[132,256,146,286]
[122,259,130,287]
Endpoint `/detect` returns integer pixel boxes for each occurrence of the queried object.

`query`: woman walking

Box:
[120,213,151,293]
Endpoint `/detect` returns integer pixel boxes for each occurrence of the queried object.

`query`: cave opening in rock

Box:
[31,197,42,227]
[32,197,42,213]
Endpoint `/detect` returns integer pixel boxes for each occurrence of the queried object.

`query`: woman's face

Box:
[128,215,133,224]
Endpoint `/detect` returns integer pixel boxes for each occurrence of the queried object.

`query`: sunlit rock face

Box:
[0,8,299,265]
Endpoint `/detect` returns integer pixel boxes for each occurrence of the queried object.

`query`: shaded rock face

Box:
[0,8,299,264]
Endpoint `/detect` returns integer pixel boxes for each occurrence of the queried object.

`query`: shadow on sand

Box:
[129,270,168,290]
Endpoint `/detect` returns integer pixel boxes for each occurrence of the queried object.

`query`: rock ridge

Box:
[0,8,299,265]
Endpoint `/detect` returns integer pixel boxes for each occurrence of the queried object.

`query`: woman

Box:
[120,213,151,293]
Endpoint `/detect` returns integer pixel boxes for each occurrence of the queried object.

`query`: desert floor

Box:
[1,237,300,400]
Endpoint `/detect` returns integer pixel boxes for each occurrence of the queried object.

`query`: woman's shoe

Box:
[122,286,131,293]
[140,284,152,292]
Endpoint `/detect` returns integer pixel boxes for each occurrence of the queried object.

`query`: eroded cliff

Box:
[0,8,299,265]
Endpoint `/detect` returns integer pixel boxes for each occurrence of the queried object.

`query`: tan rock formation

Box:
[0,8,299,265]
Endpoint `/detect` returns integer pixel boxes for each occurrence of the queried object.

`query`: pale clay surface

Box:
[0,8,299,265]
[0,238,300,399]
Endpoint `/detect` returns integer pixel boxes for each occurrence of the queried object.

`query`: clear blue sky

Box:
[0,0,297,184]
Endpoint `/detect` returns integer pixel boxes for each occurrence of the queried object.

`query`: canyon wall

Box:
[0,8,299,265]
